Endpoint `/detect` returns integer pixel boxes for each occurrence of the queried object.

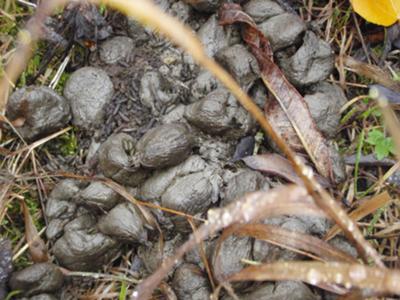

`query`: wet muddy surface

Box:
[5,0,355,299]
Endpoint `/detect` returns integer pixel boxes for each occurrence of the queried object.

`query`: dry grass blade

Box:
[325,191,392,241]
[228,224,358,263]
[372,222,400,238]
[188,219,215,290]
[8,126,72,157]
[228,261,400,295]
[342,56,400,92]
[131,185,327,299]
[20,200,49,263]
[0,126,71,222]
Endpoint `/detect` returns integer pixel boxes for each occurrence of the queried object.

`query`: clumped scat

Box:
[99,36,135,65]
[136,122,194,168]
[6,0,356,298]
[0,239,12,299]
[97,202,148,243]
[172,263,211,300]
[98,133,148,187]
[52,229,119,271]
[9,263,64,297]
[6,86,71,141]
[63,67,114,130]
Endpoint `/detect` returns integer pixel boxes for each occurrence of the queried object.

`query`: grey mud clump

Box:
[53,228,119,271]
[215,44,260,88]
[304,82,348,138]
[136,122,194,168]
[139,155,221,231]
[244,0,285,23]
[99,36,135,64]
[44,179,148,272]
[140,71,179,115]
[138,234,183,275]
[329,236,358,258]
[45,179,81,239]
[98,123,194,186]
[278,31,335,87]
[78,181,121,211]
[0,239,12,299]
[253,215,330,263]
[161,172,215,214]
[183,0,221,13]
[197,14,236,58]
[97,202,147,242]
[9,263,63,297]
[191,70,220,100]
[184,88,254,138]
[221,168,269,206]
[64,67,114,130]
[212,235,253,285]
[258,13,306,51]
[172,263,211,300]
[6,86,71,141]
[140,155,209,201]
[98,133,149,187]
[232,281,318,300]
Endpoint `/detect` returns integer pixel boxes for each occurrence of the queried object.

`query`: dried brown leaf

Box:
[264,100,304,151]
[219,3,335,183]
[243,154,303,185]
[242,153,330,187]
[228,261,400,295]
[325,191,392,241]
[188,219,215,290]
[21,200,49,263]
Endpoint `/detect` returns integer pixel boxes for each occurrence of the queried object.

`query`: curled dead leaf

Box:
[242,153,331,187]
[21,200,49,263]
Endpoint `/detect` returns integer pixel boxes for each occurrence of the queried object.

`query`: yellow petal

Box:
[351,0,399,26]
